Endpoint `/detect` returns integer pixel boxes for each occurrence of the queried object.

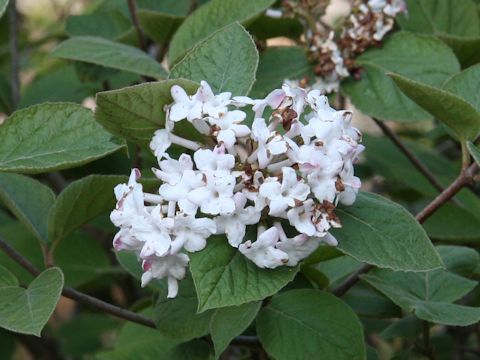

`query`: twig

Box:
[373,118,446,195]
[333,264,374,297]
[8,0,20,109]
[422,321,436,360]
[332,162,479,296]
[0,236,156,329]
[127,0,147,51]
[416,163,478,224]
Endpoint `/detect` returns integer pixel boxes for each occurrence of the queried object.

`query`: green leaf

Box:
[0,0,8,18]
[436,245,480,278]
[341,32,460,122]
[467,141,480,165]
[438,34,480,68]
[189,235,299,312]
[54,231,111,287]
[210,302,261,358]
[443,64,480,112]
[138,9,184,44]
[247,15,303,40]
[362,135,480,213]
[154,277,214,341]
[389,73,480,141]
[257,289,366,360]
[168,0,275,63]
[48,175,126,244]
[250,46,312,98]
[397,0,480,37]
[95,79,202,145]
[381,315,422,340]
[51,36,167,78]
[0,267,64,336]
[0,103,126,174]
[65,11,131,40]
[0,223,45,284]
[116,251,143,280]
[19,65,94,108]
[414,302,480,326]
[422,204,480,241]
[95,308,182,360]
[0,173,55,243]
[362,268,480,326]
[0,265,18,288]
[331,192,443,271]
[170,23,258,96]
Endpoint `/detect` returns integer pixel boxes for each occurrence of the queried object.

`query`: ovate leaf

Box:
[397,0,480,37]
[341,32,460,122]
[48,175,126,244]
[0,267,64,336]
[362,268,480,326]
[95,79,201,145]
[210,302,261,358]
[332,192,443,271]
[389,73,480,141]
[0,265,18,288]
[51,36,167,78]
[0,103,125,173]
[168,0,275,63]
[189,235,298,312]
[250,46,312,98]
[65,11,131,40]
[467,141,480,165]
[154,277,214,341]
[0,0,8,19]
[137,9,184,44]
[171,23,258,95]
[0,173,55,243]
[438,34,480,68]
[257,289,366,360]
[95,308,181,360]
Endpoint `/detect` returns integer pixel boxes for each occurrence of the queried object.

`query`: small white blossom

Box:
[170,215,216,253]
[259,167,310,216]
[169,85,202,122]
[141,253,189,298]
[251,118,287,169]
[239,227,289,268]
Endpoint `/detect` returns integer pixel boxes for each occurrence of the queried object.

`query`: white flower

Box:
[110,169,147,227]
[233,89,286,118]
[287,199,317,236]
[197,80,232,118]
[170,215,216,253]
[136,206,173,258]
[150,129,172,160]
[251,118,287,169]
[193,147,235,173]
[153,154,194,185]
[259,167,310,216]
[159,169,203,215]
[188,172,236,215]
[208,110,250,148]
[215,193,261,247]
[112,227,142,252]
[169,85,203,122]
[239,227,288,268]
[141,253,189,298]
[276,234,321,266]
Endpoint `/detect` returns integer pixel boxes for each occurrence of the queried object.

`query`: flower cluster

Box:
[282,0,406,93]
[110,81,363,297]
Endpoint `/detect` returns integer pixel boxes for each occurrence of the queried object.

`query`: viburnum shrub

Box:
[0,0,479,359]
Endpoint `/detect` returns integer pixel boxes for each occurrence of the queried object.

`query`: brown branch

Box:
[333,162,478,296]
[8,0,20,109]
[373,118,446,195]
[0,236,156,329]
[416,163,478,223]
[127,0,147,51]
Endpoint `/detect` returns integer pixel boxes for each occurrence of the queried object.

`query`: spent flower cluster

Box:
[282,0,406,93]
[110,81,363,297]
